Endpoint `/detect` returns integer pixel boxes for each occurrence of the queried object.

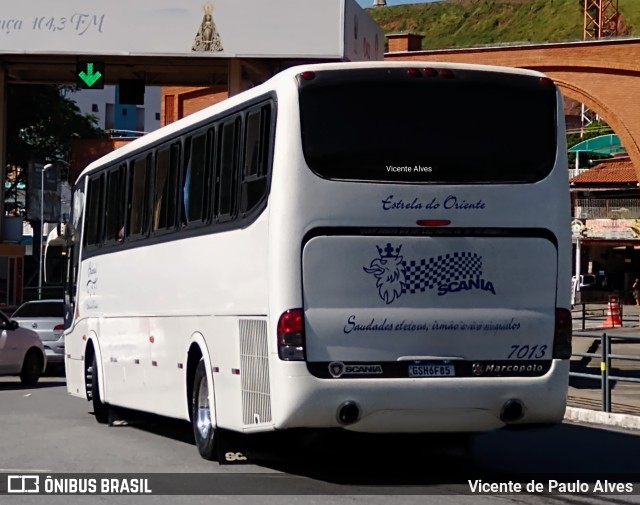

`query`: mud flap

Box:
[216,428,252,465]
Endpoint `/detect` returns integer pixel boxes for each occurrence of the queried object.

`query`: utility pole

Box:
[584,0,619,39]
[581,1,619,134]
[38,163,52,300]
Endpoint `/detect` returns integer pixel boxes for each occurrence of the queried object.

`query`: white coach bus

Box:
[62,62,572,461]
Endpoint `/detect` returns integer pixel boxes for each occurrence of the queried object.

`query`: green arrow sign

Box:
[76,61,105,89]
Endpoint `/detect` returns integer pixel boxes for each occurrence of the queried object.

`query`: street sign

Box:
[76,61,105,89]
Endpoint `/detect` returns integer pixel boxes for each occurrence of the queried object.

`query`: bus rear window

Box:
[298,68,558,184]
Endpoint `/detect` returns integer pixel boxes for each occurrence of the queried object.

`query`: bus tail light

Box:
[299,71,316,81]
[553,308,572,359]
[416,219,451,227]
[277,309,305,361]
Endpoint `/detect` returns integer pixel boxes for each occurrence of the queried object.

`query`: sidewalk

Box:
[567,302,640,429]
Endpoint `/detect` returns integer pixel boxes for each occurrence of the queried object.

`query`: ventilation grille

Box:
[239,319,272,425]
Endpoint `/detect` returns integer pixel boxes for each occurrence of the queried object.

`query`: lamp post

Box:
[38,163,53,300]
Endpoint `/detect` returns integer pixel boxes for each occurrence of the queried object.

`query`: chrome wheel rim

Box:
[196,374,211,439]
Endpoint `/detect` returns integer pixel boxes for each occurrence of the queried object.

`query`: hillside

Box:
[366,0,640,51]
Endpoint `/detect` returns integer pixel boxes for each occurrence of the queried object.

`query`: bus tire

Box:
[20,350,42,386]
[192,358,217,460]
[91,355,109,424]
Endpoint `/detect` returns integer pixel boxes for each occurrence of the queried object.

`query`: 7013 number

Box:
[508,344,547,359]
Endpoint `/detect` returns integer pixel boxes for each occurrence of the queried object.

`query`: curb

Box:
[565,407,640,430]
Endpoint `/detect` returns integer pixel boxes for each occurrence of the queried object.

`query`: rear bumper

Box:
[269,360,569,433]
[44,347,64,364]
[42,335,65,365]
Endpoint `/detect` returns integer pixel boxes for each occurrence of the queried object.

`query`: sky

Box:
[355,0,439,7]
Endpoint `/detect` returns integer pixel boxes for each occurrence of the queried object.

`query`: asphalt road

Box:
[1,375,640,505]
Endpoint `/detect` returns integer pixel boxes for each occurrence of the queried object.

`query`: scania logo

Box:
[472,363,484,376]
[329,362,345,378]
[328,362,383,378]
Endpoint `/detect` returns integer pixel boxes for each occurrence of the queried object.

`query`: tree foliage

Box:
[367,0,639,51]
[6,84,105,180]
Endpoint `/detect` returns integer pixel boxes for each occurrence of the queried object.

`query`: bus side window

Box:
[153,144,179,233]
[84,174,105,247]
[127,154,153,239]
[182,131,212,226]
[240,104,271,215]
[216,116,240,221]
[105,164,126,244]
[181,137,192,227]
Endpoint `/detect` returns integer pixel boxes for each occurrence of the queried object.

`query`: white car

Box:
[0,310,47,385]
[11,300,65,369]
[572,274,597,290]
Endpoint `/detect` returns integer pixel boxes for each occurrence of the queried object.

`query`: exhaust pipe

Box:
[337,401,361,425]
[500,399,525,423]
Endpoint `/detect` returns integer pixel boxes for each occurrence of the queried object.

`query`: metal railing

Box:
[568,168,590,179]
[570,331,640,413]
[574,198,640,219]
[573,302,628,330]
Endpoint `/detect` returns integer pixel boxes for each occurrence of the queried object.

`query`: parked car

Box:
[572,274,597,290]
[0,309,47,385]
[11,300,65,370]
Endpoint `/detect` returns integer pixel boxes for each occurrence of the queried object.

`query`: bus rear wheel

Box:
[192,358,217,460]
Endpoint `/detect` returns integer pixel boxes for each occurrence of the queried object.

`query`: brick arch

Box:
[385,39,640,178]
[552,77,640,168]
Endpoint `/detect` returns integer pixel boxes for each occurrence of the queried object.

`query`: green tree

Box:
[6,84,105,181]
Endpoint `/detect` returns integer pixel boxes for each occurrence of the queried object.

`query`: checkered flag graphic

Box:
[402,252,483,294]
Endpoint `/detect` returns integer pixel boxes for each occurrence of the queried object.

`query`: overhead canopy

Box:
[0,0,383,61]
[0,0,384,87]
[568,134,625,155]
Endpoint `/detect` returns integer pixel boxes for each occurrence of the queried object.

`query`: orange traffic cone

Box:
[605,295,622,327]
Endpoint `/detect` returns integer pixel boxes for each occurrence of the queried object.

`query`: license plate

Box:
[408,363,455,378]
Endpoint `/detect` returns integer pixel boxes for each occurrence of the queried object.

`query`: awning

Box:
[568,134,625,155]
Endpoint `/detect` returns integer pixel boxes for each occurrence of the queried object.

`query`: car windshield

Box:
[12,302,63,318]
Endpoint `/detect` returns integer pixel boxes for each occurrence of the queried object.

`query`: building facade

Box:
[571,156,640,302]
